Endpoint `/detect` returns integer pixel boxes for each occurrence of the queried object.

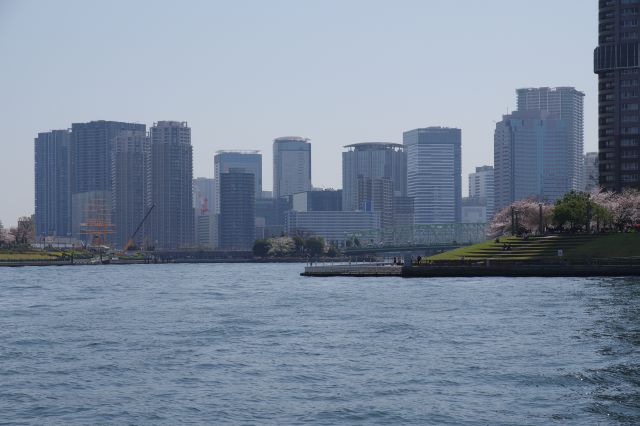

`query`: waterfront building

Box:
[403,127,462,224]
[214,151,262,213]
[219,169,255,250]
[70,120,146,241]
[111,129,149,248]
[584,152,599,192]
[494,110,571,211]
[292,189,342,212]
[148,121,194,249]
[517,87,585,191]
[273,136,311,199]
[284,210,380,247]
[468,165,495,222]
[341,142,406,212]
[594,1,640,190]
[494,88,584,211]
[34,130,71,238]
[193,177,216,248]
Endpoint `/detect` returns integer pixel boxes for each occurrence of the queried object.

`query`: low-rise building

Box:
[285,211,380,247]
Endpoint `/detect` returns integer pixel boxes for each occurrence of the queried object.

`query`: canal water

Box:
[0,263,638,424]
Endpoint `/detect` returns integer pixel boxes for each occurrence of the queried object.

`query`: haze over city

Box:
[0,0,597,227]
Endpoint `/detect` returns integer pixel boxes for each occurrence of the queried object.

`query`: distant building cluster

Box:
[33,4,639,249]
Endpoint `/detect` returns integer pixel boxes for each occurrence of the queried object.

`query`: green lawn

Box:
[424,233,640,263]
[0,251,61,261]
[565,233,640,258]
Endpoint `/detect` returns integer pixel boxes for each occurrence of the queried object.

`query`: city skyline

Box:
[0,1,597,226]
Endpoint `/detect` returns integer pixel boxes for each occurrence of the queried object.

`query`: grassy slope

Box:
[565,233,640,258]
[426,233,640,262]
[0,251,61,260]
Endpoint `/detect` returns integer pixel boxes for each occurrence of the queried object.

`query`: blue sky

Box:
[0,0,597,227]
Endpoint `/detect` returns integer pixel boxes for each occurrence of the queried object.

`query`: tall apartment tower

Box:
[341,142,406,212]
[273,136,312,199]
[148,121,194,249]
[594,1,640,190]
[403,128,462,224]
[214,151,262,212]
[517,87,585,191]
[468,165,495,221]
[584,152,600,192]
[219,169,256,251]
[70,120,146,241]
[111,129,149,248]
[34,130,72,238]
[193,177,216,248]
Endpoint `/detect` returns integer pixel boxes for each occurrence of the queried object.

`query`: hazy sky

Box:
[0,0,597,227]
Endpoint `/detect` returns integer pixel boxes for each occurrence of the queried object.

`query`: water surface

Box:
[0,264,638,424]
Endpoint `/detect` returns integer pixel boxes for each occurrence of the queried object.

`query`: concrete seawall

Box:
[302,262,640,278]
[301,264,402,277]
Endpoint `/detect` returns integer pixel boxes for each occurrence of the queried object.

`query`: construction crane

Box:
[122,204,155,253]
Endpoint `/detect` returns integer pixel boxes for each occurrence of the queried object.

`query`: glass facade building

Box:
[341,142,406,212]
[34,130,72,238]
[219,170,256,251]
[403,127,462,224]
[273,137,311,199]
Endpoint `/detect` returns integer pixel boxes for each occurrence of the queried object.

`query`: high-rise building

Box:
[111,129,149,248]
[584,152,599,192]
[494,110,571,211]
[256,196,290,239]
[219,169,255,251]
[341,143,406,212]
[357,176,394,237]
[493,88,585,211]
[468,165,495,221]
[148,121,194,249]
[70,120,146,241]
[34,130,71,238]
[193,177,216,248]
[273,136,311,199]
[517,87,585,191]
[403,127,462,224]
[461,197,488,224]
[594,1,640,191]
[214,151,262,212]
[292,189,342,212]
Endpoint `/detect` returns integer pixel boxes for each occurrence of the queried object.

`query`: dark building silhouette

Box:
[70,120,146,241]
[594,0,640,190]
[255,196,290,239]
[292,189,342,212]
[148,121,194,249]
[111,129,149,248]
[34,130,71,238]
[219,169,255,250]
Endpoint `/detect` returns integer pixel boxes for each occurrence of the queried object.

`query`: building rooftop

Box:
[343,142,403,150]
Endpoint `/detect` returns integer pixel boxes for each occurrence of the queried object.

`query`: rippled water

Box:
[0,264,638,425]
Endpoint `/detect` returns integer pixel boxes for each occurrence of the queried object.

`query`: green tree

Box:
[304,236,325,257]
[552,191,599,231]
[292,235,305,253]
[252,239,271,257]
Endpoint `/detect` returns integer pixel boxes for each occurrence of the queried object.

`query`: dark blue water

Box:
[0,264,638,425]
